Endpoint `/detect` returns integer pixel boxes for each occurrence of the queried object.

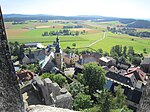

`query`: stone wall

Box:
[27,105,77,112]
[137,79,150,112]
[0,7,24,112]
[31,76,73,109]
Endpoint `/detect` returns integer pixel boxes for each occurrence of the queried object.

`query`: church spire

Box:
[54,36,62,69]
[55,36,61,53]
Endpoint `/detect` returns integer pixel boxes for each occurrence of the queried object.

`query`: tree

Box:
[94,86,131,112]
[65,46,71,54]
[98,48,103,55]
[75,31,79,36]
[96,89,113,112]
[83,63,106,95]
[53,74,68,87]
[72,43,76,48]
[128,46,134,56]
[118,56,126,64]
[123,46,127,58]
[143,48,147,53]
[8,41,25,62]
[107,26,111,31]
[40,73,67,87]
[40,73,51,79]
[18,44,24,62]
[77,73,85,84]
[73,93,93,110]
[69,81,85,97]
[113,86,132,112]
[131,56,141,66]
[74,48,79,55]
[104,51,109,56]
[113,86,127,110]
[110,45,122,57]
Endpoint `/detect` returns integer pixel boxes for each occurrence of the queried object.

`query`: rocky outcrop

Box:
[27,105,77,112]
[0,7,24,112]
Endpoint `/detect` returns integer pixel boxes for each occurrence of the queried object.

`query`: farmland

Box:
[5,20,150,54]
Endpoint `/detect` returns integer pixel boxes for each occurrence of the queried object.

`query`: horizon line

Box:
[3,13,150,20]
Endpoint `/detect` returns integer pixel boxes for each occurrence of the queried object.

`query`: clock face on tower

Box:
[57,54,59,57]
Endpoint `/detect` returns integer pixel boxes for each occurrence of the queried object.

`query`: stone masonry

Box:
[137,78,150,112]
[0,7,24,112]
[32,76,73,109]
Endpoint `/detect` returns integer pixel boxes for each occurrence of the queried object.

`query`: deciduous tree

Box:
[83,63,106,95]
[73,93,93,110]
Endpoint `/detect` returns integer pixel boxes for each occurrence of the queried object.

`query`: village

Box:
[1,0,150,111]
[11,35,150,112]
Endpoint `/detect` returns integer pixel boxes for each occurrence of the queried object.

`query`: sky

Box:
[1,0,150,19]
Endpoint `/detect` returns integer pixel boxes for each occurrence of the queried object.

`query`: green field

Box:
[91,32,150,53]
[5,20,150,54]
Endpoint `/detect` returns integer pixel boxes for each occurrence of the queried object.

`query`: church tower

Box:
[55,36,62,69]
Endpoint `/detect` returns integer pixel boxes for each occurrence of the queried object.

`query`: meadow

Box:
[5,20,150,54]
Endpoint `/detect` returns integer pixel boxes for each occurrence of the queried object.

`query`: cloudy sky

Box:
[1,0,150,19]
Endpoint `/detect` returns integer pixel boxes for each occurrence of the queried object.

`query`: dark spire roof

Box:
[56,36,59,44]
[55,36,61,53]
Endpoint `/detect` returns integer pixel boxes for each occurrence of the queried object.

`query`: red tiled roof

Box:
[127,67,146,81]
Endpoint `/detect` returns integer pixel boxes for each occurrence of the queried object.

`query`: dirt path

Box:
[87,32,106,47]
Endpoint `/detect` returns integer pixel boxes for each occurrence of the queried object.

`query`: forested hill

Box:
[119,19,150,28]
[3,14,150,28]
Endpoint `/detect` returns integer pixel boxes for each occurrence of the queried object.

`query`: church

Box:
[40,36,63,71]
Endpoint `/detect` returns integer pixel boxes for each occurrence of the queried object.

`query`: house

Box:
[105,66,147,111]
[73,63,84,77]
[13,61,20,72]
[90,53,102,60]
[22,49,47,64]
[33,49,46,61]
[81,54,99,64]
[117,63,130,70]
[140,57,150,73]
[99,56,116,67]
[24,43,44,49]
[106,67,136,90]
[106,66,147,90]
[22,54,37,64]
[126,67,147,85]
[63,53,79,67]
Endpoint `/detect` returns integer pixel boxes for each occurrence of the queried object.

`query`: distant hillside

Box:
[127,20,150,28]
[3,14,106,21]
[3,14,121,22]
[118,19,135,24]
[119,19,150,28]
[3,14,150,28]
